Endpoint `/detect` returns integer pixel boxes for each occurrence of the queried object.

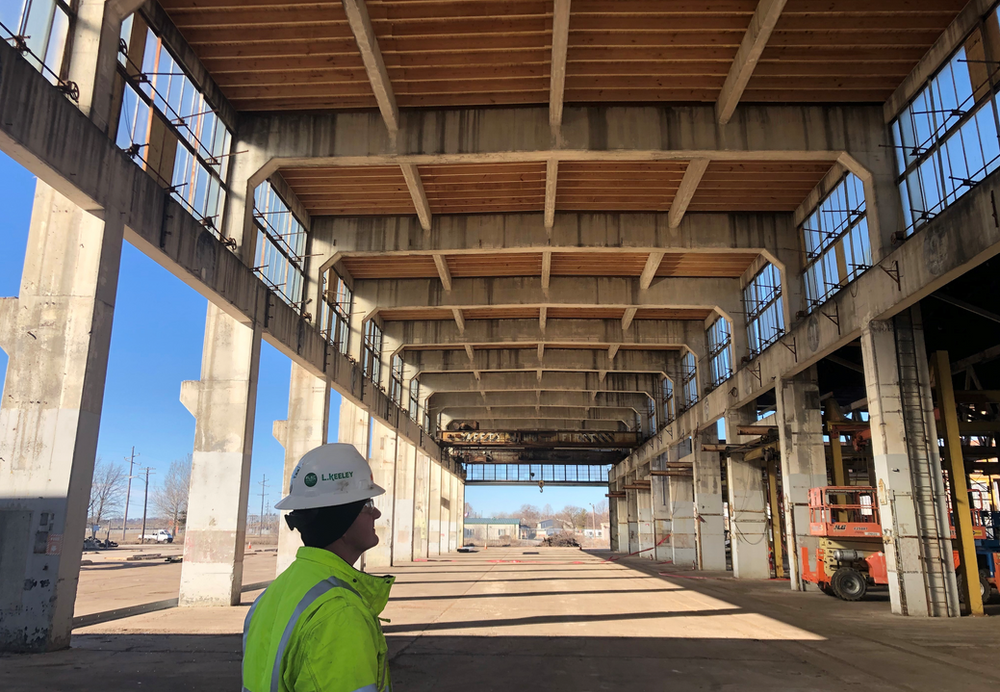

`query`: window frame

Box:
[706,316,733,391]
[743,262,785,358]
[362,319,383,385]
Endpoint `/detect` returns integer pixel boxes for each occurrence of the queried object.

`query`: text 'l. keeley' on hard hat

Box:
[274,443,385,511]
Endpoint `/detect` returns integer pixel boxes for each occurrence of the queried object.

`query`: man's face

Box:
[340,501,381,552]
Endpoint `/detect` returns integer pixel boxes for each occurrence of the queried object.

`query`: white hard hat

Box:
[275,443,384,511]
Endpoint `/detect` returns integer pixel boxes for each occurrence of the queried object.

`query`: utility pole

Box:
[258,475,269,536]
[590,503,597,535]
[122,446,138,541]
[138,466,155,544]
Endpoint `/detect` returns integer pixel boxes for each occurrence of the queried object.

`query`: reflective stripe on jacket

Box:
[243,547,395,692]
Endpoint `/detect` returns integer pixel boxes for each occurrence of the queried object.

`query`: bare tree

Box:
[88,458,126,537]
[518,504,541,527]
[153,455,191,535]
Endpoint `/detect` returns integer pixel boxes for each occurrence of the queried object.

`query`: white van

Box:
[142,529,173,543]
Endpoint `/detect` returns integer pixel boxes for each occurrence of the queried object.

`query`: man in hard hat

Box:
[242,443,394,692]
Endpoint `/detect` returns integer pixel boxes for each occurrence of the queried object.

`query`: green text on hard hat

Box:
[322,472,354,481]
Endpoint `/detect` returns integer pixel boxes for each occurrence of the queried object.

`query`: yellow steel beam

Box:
[934,350,984,616]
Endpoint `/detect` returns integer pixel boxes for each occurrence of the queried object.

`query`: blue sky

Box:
[0,151,607,520]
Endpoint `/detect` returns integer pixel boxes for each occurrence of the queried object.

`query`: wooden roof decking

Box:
[744,0,968,102]
[159,0,963,112]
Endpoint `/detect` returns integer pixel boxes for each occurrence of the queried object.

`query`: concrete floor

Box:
[4,547,1000,691]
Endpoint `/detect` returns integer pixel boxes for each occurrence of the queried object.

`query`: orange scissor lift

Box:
[802,486,999,601]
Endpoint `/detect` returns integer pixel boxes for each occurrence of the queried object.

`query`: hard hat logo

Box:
[274,443,386,511]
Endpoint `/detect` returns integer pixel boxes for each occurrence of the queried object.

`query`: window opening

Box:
[645,397,657,436]
[363,319,383,385]
[389,354,404,407]
[800,173,870,311]
[707,317,732,390]
[321,270,352,355]
[661,377,674,425]
[744,262,784,357]
[681,351,698,409]
[409,379,420,421]
[1,0,76,97]
[115,13,232,231]
[892,14,1000,235]
[252,181,306,308]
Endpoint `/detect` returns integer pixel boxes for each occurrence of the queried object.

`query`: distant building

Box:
[537,518,573,536]
[464,518,522,545]
[584,522,611,539]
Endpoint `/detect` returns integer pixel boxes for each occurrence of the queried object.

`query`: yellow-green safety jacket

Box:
[243,547,395,692]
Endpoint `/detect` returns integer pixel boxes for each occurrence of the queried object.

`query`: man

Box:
[243,443,394,692]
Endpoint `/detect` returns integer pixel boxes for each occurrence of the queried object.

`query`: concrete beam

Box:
[447,419,625,431]
[443,406,637,421]
[549,0,571,133]
[400,163,431,231]
[451,308,465,334]
[386,317,702,350]
[313,212,796,258]
[358,276,740,311]
[433,254,453,292]
[0,39,439,462]
[621,308,637,331]
[405,347,671,375]
[716,0,787,125]
[430,390,650,409]
[243,103,887,171]
[418,371,659,396]
[544,161,558,229]
[539,306,548,330]
[668,158,710,229]
[639,252,664,291]
[342,0,399,132]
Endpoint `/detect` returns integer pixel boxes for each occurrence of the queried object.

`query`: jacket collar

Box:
[296,546,394,615]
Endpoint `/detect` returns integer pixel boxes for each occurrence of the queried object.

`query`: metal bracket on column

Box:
[780,336,797,360]
[748,362,762,388]
[879,260,901,291]
[821,303,840,335]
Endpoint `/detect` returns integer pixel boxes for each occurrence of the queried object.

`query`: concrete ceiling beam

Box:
[429,390,650,409]
[385,317,702,349]
[716,0,788,126]
[442,406,637,421]
[403,347,673,376]
[341,0,399,132]
[433,254,452,292]
[400,163,432,231]
[245,103,885,171]
[417,371,660,395]
[548,0,571,135]
[668,158,710,229]
[314,212,796,258]
[356,276,739,312]
[447,419,626,432]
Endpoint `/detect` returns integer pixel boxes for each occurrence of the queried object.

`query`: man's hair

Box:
[284,500,367,548]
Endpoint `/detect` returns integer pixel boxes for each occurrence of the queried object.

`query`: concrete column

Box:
[608,483,621,552]
[366,420,397,568]
[0,182,124,652]
[413,451,429,559]
[861,311,958,616]
[651,456,672,561]
[391,438,415,564]
[615,481,629,553]
[775,366,827,591]
[449,472,460,552]
[694,427,726,570]
[439,468,452,553]
[725,406,771,579]
[457,477,465,548]
[626,477,639,554]
[670,470,697,568]
[428,461,442,555]
[338,399,371,457]
[179,305,261,606]
[637,489,654,559]
[273,363,330,575]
